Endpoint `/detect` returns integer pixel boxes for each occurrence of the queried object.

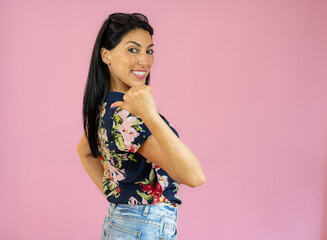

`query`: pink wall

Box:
[1,0,327,239]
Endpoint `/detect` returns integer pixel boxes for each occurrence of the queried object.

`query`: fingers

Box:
[110,101,124,109]
[125,85,152,98]
[128,85,152,93]
[109,86,154,117]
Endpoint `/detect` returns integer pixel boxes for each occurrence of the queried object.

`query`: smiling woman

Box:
[77,12,205,240]
[100,29,154,92]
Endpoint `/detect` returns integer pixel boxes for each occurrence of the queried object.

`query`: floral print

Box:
[112,108,146,153]
[135,163,171,204]
[97,91,181,206]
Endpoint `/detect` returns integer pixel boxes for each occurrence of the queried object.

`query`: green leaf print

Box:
[113,110,123,126]
[128,154,138,162]
[131,120,143,132]
[114,134,126,151]
[173,182,179,192]
[149,168,155,185]
[135,178,151,186]
[137,190,153,201]
[115,160,122,169]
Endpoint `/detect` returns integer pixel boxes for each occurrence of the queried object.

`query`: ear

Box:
[100,47,112,65]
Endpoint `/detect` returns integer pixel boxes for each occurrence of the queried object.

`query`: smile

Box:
[131,70,147,79]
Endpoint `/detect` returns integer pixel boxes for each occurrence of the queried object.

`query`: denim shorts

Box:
[100,202,179,240]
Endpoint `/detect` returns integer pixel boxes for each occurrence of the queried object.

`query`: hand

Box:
[110,86,158,119]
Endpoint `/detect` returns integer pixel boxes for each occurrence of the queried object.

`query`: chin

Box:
[131,81,146,87]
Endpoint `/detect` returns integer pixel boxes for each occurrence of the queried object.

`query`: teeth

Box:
[132,71,146,76]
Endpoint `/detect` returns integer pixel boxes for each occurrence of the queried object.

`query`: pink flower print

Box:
[117,110,140,152]
[158,175,169,190]
[100,102,107,118]
[101,151,126,184]
[109,166,126,183]
[98,127,108,142]
[151,163,168,190]
[152,163,160,170]
[107,155,126,183]
[128,196,141,205]
[128,144,138,153]
[141,198,149,204]
[99,138,111,161]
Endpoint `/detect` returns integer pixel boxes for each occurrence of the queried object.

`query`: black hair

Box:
[82,13,154,158]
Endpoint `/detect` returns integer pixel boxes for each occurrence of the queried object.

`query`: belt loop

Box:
[109,203,117,215]
[143,205,150,216]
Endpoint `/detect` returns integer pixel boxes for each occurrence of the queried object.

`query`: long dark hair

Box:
[83,14,154,158]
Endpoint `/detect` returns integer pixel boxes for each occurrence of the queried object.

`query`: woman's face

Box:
[102,28,154,92]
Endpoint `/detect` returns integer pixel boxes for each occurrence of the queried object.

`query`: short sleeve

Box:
[159,113,179,138]
[111,107,152,153]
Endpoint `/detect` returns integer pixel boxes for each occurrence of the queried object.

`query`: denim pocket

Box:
[108,220,141,239]
[162,221,177,239]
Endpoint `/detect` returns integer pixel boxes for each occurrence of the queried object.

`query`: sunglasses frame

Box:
[108,13,148,24]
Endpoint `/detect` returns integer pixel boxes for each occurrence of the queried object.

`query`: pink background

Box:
[1,0,327,239]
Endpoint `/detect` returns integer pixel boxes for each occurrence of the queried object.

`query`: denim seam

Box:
[109,221,141,237]
[111,215,160,226]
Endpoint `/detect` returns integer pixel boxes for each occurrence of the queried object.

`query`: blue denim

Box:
[101,203,179,240]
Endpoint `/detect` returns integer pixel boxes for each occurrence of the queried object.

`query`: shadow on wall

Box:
[321,154,327,240]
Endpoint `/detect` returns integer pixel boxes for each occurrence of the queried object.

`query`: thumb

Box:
[110,101,125,109]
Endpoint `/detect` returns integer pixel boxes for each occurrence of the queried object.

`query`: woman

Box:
[77,12,205,240]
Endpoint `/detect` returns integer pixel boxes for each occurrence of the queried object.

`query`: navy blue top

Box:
[97,91,182,206]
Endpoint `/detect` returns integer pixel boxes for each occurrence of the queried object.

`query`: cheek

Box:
[148,57,154,68]
[120,55,135,67]
[115,60,132,75]
[150,62,154,69]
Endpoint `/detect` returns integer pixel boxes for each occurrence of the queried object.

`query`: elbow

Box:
[76,144,83,157]
[170,167,206,188]
[76,135,92,158]
[187,174,206,188]
[76,143,92,159]
[76,141,83,154]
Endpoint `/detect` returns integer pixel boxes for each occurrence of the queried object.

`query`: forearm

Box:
[77,135,105,196]
[143,113,205,187]
[78,153,105,196]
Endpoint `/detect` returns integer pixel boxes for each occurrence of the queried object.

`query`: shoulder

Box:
[110,107,152,153]
[112,107,149,132]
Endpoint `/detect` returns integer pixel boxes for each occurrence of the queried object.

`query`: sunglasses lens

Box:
[132,13,148,23]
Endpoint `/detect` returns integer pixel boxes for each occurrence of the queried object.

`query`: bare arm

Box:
[77,134,105,196]
[111,86,206,188]
[139,113,205,187]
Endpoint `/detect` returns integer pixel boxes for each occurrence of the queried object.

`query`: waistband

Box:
[108,202,178,220]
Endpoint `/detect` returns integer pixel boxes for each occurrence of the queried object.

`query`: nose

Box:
[138,52,151,68]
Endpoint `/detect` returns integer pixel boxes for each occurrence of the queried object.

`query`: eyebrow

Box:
[124,41,154,48]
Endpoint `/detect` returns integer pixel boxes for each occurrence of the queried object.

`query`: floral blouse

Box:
[97,91,182,206]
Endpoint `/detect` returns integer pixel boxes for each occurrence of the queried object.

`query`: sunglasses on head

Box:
[108,13,148,24]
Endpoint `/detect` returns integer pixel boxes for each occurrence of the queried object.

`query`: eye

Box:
[128,48,138,53]
[147,49,154,55]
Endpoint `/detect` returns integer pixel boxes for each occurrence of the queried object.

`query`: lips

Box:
[131,70,147,79]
